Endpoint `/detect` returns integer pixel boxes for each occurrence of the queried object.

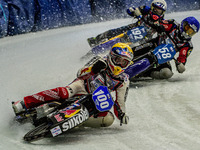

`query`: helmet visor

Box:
[111,55,130,68]
[152,6,164,16]
[184,24,196,36]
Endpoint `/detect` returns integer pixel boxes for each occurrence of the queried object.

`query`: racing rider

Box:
[87,0,167,47]
[12,43,134,127]
[146,16,200,79]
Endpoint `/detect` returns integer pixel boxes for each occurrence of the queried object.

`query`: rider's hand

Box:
[127,6,136,15]
[155,24,165,33]
[120,113,129,125]
[127,7,141,18]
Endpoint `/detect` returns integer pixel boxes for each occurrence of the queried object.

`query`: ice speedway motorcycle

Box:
[13,86,115,142]
[81,21,177,79]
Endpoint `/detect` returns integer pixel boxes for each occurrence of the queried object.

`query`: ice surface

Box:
[0,10,200,150]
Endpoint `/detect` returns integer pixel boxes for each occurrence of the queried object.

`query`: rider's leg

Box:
[82,111,115,127]
[150,62,173,79]
[12,78,87,114]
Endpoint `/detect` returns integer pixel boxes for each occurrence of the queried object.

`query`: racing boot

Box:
[87,37,98,47]
[12,100,26,115]
[87,31,109,47]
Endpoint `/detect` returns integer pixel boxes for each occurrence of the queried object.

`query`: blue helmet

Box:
[180,17,200,37]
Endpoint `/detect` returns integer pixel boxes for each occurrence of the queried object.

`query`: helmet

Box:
[180,16,200,38]
[150,0,167,20]
[108,43,134,76]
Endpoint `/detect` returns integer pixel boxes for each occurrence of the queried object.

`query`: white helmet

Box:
[151,0,167,17]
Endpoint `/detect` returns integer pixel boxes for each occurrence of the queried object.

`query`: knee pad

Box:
[82,111,115,128]
[151,68,173,79]
[160,68,173,79]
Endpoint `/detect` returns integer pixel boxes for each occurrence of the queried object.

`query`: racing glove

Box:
[127,6,142,19]
[91,58,107,74]
[154,23,165,33]
[119,113,129,125]
[176,63,186,73]
[175,60,186,73]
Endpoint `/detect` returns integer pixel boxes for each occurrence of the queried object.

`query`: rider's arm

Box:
[177,42,193,65]
[77,56,107,79]
[113,75,130,124]
[160,19,178,32]
[127,6,150,18]
[175,41,193,73]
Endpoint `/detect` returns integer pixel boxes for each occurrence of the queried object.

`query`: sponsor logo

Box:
[62,109,89,132]
[63,109,80,118]
[135,43,153,51]
[157,53,161,60]
[170,46,174,52]
[32,94,44,101]
[155,2,165,9]
[50,126,62,137]
[182,49,187,55]
[63,103,80,111]
[187,49,192,56]
[53,103,81,122]
[54,114,64,122]
[43,90,60,99]
[80,67,92,76]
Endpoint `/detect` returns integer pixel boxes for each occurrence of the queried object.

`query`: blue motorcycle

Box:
[21,86,114,142]
[82,22,177,79]
[125,34,176,79]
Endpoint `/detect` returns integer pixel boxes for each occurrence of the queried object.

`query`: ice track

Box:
[0,10,200,150]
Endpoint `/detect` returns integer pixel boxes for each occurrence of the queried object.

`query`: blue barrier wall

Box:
[0,0,9,38]
[0,0,199,38]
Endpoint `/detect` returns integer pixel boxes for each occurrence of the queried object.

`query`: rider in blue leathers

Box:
[126,16,199,80]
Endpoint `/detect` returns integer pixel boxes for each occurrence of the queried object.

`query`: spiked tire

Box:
[24,122,51,142]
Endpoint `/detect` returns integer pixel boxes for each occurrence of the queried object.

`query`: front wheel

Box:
[24,122,51,142]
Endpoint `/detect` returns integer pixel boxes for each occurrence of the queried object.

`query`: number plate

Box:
[127,26,147,43]
[92,86,114,112]
[153,44,176,64]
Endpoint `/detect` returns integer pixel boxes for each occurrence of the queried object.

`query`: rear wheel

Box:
[24,122,51,142]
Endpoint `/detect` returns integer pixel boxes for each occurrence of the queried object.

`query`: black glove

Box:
[92,59,107,74]
[155,24,165,33]
[119,112,129,126]
[115,103,129,126]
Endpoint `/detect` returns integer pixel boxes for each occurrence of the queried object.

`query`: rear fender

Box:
[91,38,121,55]
[125,58,151,78]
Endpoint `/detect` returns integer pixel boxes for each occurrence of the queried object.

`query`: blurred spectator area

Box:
[0,0,199,38]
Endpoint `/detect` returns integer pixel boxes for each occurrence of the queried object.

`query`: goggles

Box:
[184,24,196,37]
[111,55,130,68]
[152,6,164,16]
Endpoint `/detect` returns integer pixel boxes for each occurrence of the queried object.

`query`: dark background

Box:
[0,0,199,38]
